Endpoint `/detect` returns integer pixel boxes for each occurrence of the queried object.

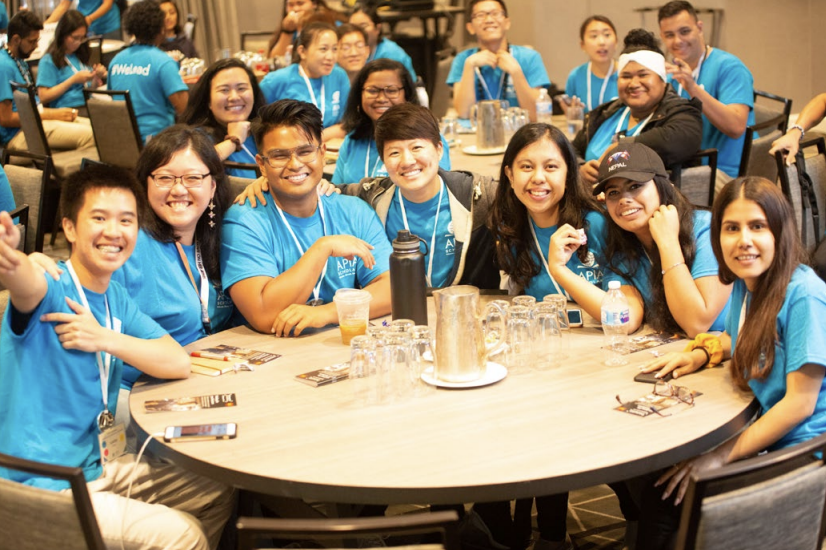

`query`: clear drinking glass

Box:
[534,303,562,370]
[484,299,510,356]
[506,305,534,375]
[543,294,569,331]
[349,336,377,406]
[386,332,413,401]
[390,319,415,333]
[409,325,436,396]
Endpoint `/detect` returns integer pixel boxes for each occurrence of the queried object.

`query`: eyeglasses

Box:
[654,380,695,406]
[259,145,320,167]
[68,34,88,44]
[150,173,211,188]
[340,42,366,53]
[362,85,403,99]
[470,9,506,22]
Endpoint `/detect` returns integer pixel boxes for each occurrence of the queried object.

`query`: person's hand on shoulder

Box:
[41,297,111,353]
[234,176,270,207]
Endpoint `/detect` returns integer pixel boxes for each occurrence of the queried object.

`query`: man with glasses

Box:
[0,11,95,156]
[221,99,392,337]
[337,24,370,84]
[447,0,550,120]
[658,0,754,190]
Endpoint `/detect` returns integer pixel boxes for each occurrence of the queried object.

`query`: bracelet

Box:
[693,346,710,367]
[661,261,685,276]
[790,124,805,140]
[224,134,242,152]
[683,333,724,368]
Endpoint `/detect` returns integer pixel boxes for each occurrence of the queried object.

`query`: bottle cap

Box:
[608,280,621,290]
[393,230,427,254]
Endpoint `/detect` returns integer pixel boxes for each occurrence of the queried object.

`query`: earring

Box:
[208,200,216,228]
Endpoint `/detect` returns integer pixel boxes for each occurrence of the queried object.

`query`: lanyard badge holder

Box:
[65,260,127,465]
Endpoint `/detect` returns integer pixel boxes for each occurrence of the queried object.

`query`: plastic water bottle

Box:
[536,88,553,124]
[389,230,428,326]
[601,281,630,366]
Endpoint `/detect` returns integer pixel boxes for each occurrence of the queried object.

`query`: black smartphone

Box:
[634,371,673,384]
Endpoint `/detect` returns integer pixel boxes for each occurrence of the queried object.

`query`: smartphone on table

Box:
[164,423,237,442]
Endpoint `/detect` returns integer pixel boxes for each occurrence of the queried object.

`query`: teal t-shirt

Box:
[385,181,454,288]
[523,210,608,300]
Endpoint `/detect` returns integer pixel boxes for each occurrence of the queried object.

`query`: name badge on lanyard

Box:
[65,260,127,464]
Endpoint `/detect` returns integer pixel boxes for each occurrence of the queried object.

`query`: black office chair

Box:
[237,510,461,550]
[84,89,143,170]
[674,432,826,550]
[670,148,718,207]
[0,451,107,550]
[776,137,826,252]
[739,90,792,181]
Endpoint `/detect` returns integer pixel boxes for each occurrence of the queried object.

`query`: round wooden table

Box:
[131,308,756,505]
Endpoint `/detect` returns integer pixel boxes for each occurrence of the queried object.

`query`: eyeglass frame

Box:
[362,85,403,99]
[258,144,321,168]
[150,172,212,188]
[339,42,367,53]
[470,9,506,22]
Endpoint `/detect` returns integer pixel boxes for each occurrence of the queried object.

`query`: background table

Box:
[131,304,756,506]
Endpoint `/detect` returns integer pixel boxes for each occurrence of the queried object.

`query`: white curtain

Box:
[172,0,239,64]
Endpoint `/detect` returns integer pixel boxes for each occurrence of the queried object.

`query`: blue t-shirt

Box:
[78,0,120,36]
[332,133,452,184]
[0,165,15,214]
[0,49,32,144]
[108,45,188,142]
[221,192,391,304]
[585,106,646,162]
[0,4,8,31]
[385,181,454,288]
[565,62,618,113]
[259,63,350,128]
[0,267,166,490]
[524,210,608,300]
[669,48,754,178]
[112,230,235,390]
[371,39,417,81]
[36,53,89,109]
[447,45,551,108]
[603,210,728,331]
[725,266,826,450]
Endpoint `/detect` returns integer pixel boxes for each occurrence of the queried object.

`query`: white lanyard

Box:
[174,242,211,334]
[528,220,571,300]
[364,140,384,178]
[475,66,505,101]
[397,180,444,287]
[615,107,654,137]
[4,46,32,86]
[676,46,708,96]
[66,260,116,430]
[274,198,328,305]
[299,64,325,122]
[586,60,614,111]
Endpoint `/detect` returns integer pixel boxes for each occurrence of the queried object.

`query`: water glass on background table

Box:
[566,103,584,137]
[386,332,414,400]
[441,116,458,146]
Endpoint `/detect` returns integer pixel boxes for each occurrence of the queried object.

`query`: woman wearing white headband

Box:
[572,29,703,186]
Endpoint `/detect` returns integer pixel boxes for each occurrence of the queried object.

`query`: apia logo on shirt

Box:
[337,257,357,278]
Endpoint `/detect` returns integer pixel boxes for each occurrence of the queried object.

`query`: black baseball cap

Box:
[592,142,668,196]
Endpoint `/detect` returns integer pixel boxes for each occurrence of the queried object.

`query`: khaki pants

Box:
[79,453,235,550]
[7,116,95,152]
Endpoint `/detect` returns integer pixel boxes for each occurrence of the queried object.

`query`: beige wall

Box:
[239,0,820,112]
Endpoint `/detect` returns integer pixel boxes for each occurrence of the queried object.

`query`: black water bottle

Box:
[390,230,428,325]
